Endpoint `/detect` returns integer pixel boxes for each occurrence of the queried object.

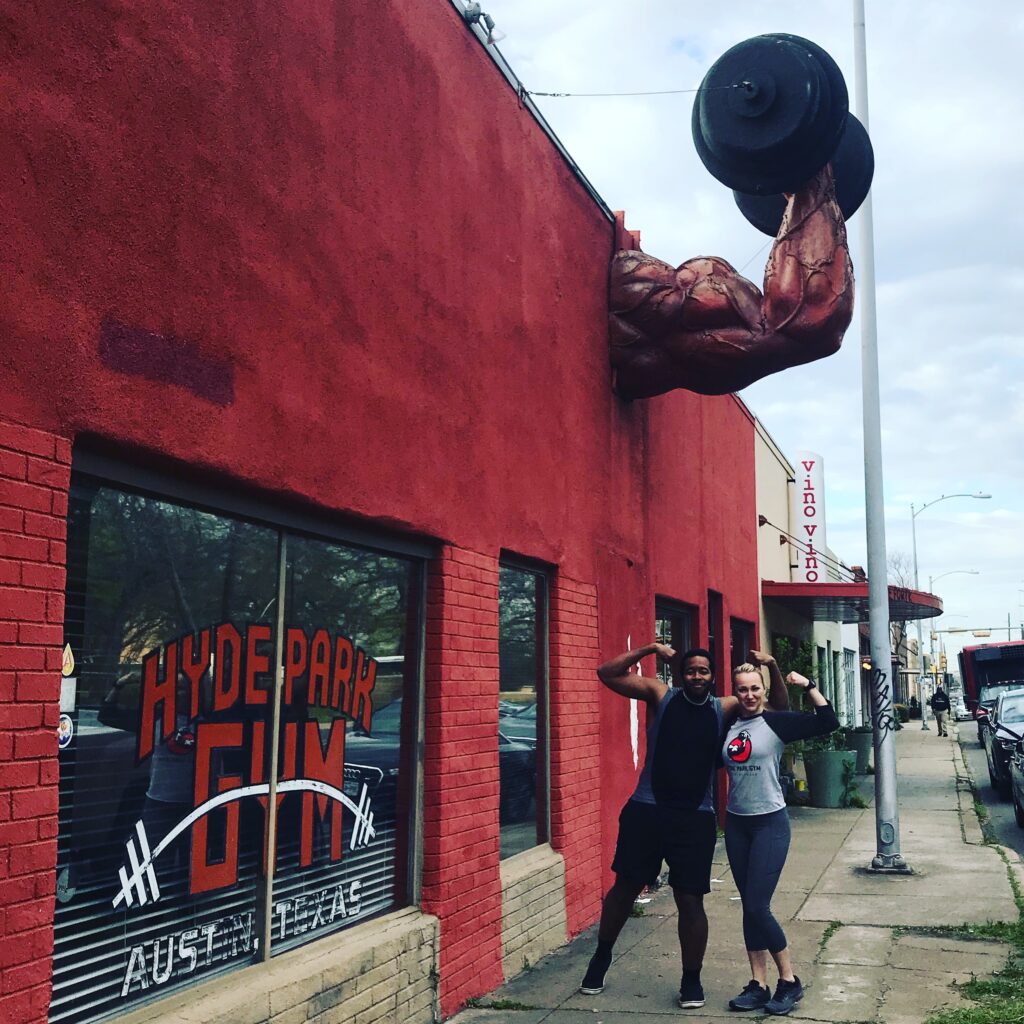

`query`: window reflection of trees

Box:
[69,484,278,707]
[69,485,419,716]
[499,567,539,694]
[285,537,411,659]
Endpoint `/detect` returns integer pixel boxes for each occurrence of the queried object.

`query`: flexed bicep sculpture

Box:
[610,34,872,400]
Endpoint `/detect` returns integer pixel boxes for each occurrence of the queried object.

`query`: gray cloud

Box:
[490,0,1024,659]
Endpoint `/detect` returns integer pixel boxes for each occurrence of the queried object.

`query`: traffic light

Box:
[939,653,947,672]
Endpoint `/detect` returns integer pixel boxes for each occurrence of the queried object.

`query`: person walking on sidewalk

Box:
[580,645,789,1009]
[930,685,951,736]
[722,666,839,1016]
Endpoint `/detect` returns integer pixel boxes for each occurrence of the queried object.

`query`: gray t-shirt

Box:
[722,707,839,816]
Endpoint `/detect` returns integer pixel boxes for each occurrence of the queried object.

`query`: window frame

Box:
[57,451,431,1018]
[497,555,550,860]
[655,599,696,685]
[729,616,755,675]
[73,449,435,562]
[707,591,723,679]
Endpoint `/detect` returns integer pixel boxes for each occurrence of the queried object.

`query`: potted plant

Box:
[848,725,874,774]
[802,731,857,808]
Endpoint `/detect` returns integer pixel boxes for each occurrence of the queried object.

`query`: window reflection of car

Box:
[349,701,536,823]
[983,692,1024,798]
[976,681,1024,745]
[58,709,153,893]
[498,701,537,750]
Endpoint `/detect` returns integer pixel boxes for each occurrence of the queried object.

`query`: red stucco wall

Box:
[0,1,759,1018]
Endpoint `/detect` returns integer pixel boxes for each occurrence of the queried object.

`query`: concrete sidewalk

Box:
[451,724,1019,1023]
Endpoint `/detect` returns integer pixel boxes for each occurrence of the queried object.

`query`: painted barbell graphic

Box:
[113,771,381,910]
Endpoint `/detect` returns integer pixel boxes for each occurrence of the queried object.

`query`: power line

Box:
[738,239,773,275]
[527,86,700,98]
[524,84,735,99]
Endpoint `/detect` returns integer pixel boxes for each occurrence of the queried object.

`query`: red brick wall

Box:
[420,554,607,1013]
[421,545,504,1017]
[548,577,602,936]
[0,419,70,1023]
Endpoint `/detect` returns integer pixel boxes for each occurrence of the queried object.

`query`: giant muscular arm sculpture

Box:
[609,166,853,399]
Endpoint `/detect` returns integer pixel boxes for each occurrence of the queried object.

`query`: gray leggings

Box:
[724,808,791,953]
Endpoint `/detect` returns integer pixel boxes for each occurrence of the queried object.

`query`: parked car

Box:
[350,700,537,823]
[953,696,972,721]
[975,681,1024,744]
[982,691,1024,797]
[60,695,538,900]
[1010,740,1024,828]
[1005,728,1024,828]
[498,701,537,749]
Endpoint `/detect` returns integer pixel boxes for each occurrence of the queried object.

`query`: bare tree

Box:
[888,552,916,700]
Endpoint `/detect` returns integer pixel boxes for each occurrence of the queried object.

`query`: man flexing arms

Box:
[581,645,787,1008]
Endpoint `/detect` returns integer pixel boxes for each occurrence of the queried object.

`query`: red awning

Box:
[760,581,942,623]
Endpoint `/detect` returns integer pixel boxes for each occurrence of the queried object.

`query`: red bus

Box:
[959,640,1024,741]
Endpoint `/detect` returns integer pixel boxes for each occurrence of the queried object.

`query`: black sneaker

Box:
[729,979,770,1011]
[677,977,706,1009]
[580,950,611,994]
[765,976,804,1015]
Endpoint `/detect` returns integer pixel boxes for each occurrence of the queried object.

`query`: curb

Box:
[993,842,1024,905]
[953,734,987,845]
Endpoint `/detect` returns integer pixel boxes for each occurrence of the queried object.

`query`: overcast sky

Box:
[484,0,1024,666]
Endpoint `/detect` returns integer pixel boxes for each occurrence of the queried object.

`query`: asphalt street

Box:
[959,726,1024,858]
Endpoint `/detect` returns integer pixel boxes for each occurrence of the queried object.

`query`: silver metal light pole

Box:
[910,504,930,731]
[927,571,978,715]
[910,496,990,730]
[853,0,906,872]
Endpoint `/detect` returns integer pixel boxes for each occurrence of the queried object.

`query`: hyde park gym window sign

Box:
[51,473,425,1024]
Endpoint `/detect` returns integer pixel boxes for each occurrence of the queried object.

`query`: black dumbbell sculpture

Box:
[607,31,858,400]
[692,33,874,235]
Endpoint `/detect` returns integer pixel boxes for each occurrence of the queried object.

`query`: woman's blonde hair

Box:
[732,662,760,680]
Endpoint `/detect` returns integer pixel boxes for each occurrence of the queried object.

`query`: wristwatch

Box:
[805,679,817,692]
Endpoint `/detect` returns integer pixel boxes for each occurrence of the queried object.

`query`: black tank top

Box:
[651,691,722,810]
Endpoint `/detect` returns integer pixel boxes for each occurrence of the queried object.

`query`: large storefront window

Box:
[53,475,423,1023]
[497,562,548,860]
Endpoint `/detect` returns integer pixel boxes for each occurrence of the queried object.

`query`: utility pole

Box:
[912,511,930,731]
[853,0,908,873]
[928,624,937,701]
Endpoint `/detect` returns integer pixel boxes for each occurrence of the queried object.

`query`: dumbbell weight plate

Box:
[692,33,849,196]
[732,113,874,236]
[760,33,849,191]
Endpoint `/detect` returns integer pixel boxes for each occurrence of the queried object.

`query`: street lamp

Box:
[930,570,981,587]
[925,571,979,724]
[910,493,990,730]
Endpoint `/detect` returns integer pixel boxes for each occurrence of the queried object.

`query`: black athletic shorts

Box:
[611,800,717,894]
